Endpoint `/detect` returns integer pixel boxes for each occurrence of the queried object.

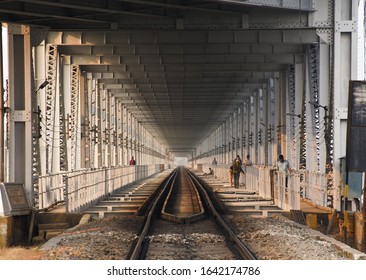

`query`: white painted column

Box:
[34,42,47,175]
[266,78,276,166]
[294,63,305,171]
[7,24,33,202]
[332,0,359,209]
[250,94,257,163]
[318,43,331,174]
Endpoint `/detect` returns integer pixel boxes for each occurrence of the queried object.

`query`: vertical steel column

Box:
[71,64,81,170]
[268,78,276,166]
[117,101,123,166]
[262,85,269,165]
[237,111,240,159]
[317,43,331,174]
[227,118,231,163]
[80,73,87,168]
[258,88,266,165]
[100,88,106,167]
[122,105,127,165]
[228,114,236,162]
[286,65,297,169]
[110,95,116,166]
[219,125,222,164]
[0,26,3,182]
[108,94,112,166]
[277,72,287,158]
[43,44,61,174]
[127,111,131,164]
[217,127,220,163]
[7,24,33,202]
[333,0,359,210]
[139,124,142,164]
[147,127,151,164]
[33,42,46,177]
[256,92,261,165]
[225,118,232,163]
[99,84,107,167]
[141,125,145,165]
[274,75,281,158]
[223,121,226,163]
[294,63,306,172]
[89,78,98,168]
[83,73,92,169]
[293,64,305,171]
[239,105,244,159]
[132,116,137,164]
[136,122,140,165]
[232,113,236,159]
[61,56,72,171]
[243,100,249,160]
[96,83,102,168]
[250,94,257,163]
[304,47,318,172]
[104,92,110,167]
[307,45,322,172]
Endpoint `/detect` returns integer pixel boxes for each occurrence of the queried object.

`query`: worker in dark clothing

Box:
[231,158,244,188]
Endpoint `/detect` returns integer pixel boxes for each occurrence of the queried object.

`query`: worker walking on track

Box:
[231,158,244,188]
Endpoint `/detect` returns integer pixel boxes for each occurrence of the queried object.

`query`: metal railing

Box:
[273,172,301,210]
[37,164,163,213]
[196,163,328,210]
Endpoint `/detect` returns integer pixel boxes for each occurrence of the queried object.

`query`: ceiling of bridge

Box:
[0,0,316,156]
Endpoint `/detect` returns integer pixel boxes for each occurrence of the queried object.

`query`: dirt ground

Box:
[0,215,363,260]
[0,246,45,260]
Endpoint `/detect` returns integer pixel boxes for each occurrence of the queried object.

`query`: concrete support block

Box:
[339,212,355,239]
[0,216,12,248]
[355,212,364,251]
[306,213,317,229]
[197,164,202,172]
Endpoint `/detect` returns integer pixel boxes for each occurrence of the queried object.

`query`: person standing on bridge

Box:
[235,155,242,165]
[242,154,252,187]
[129,156,136,165]
[231,157,244,189]
[211,157,217,178]
[243,154,252,169]
[277,154,290,189]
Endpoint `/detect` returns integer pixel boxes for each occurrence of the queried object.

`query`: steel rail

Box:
[127,169,178,260]
[128,167,256,260]
[185,168,257,260]
[161,167,205,224]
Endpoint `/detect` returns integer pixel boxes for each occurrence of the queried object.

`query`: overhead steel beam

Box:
[47,30,318,45]
[0,8,111,24]
[79,64,287,72]
[58,43,304,55]
[116,0,243,15]
[1,0,172,19]
[105,83,263,90]
[89,71,276,79]
[79,63,288,72]
[201,0,314,11]
[67,53,302,65]
[96,77,268,84]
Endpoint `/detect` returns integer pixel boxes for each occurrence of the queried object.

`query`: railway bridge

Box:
[0,0,365,249]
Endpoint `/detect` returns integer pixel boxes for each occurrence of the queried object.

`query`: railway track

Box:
[127,166,256,260]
